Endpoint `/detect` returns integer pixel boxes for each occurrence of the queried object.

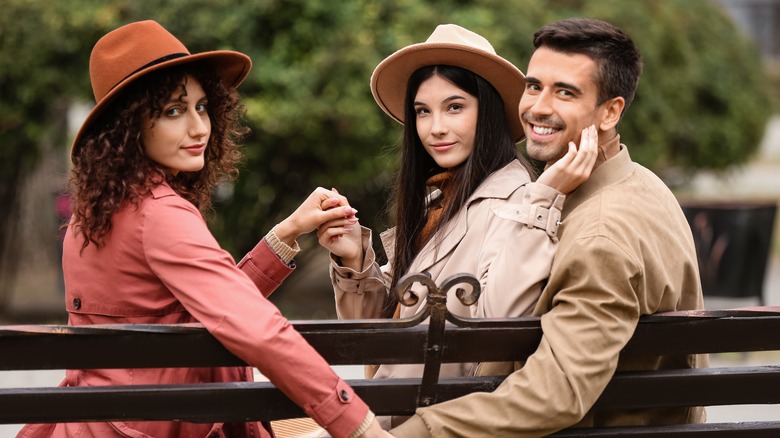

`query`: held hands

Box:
[273,187,358,248]
[316,189,364,270]
[536,124,599,194]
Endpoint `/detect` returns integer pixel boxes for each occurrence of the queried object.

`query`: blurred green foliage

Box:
[0,0,773,261]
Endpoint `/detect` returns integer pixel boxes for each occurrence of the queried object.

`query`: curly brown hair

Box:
[69,62,248,250]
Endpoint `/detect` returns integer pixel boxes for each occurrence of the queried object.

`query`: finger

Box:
[314,187,348,206]
[321,197,343,210]
[338,205,358,218]
[320,205,359,224]
[568,126,597,170]
[320,217,358,230]
[318,226,353,245]
[574,125,598,170]
[327,187,349,206]
[562,126,597,182]
[317,229,337,247]
[548,141,576,172]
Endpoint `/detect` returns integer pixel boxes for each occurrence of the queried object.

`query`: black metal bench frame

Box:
[2,272,779,436]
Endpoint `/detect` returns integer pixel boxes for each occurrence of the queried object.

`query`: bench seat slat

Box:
[1,367,778,424]
[551,422,780,437]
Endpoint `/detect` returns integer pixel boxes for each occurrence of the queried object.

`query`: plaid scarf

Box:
[417,170,455,250]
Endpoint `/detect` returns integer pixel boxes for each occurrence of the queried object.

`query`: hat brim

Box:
[371,42,526,142]
[71,50,251,158]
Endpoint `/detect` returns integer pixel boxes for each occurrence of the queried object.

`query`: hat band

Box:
[109,52,189,94]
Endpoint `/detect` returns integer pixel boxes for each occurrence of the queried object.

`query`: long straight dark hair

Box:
[384,65,534,317]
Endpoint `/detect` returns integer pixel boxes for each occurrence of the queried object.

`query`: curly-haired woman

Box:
[17,20,387,438]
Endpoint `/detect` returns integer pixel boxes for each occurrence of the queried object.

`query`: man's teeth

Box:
[533,125,557,135]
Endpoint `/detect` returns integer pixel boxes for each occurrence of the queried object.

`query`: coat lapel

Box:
[412,160,531,274]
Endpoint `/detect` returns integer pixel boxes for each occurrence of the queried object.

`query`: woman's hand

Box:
[317,208,363,271]
[536,124,598,194]
[358,418,395,437]
[274,187,357,247]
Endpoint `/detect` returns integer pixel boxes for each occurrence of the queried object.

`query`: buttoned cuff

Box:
[264,225,301,265]
[521,182,566,239]
[330,227,376,290]
[390,414,432,437]
[305,379,371,438]
[236,239,294,297]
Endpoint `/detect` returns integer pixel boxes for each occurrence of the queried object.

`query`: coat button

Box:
[72,297,81,309]
[339,389,350,401]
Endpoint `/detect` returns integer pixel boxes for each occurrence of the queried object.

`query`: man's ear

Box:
[598,96,625,132]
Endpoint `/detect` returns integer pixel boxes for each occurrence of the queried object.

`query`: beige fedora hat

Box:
[72,20,252,157]
[370,24,525,141]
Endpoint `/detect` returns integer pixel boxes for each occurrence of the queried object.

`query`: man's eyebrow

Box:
[523,76,583,95]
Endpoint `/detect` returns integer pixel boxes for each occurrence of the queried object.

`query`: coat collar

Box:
[382,159,531,274]
[150,182,177,199]
[562,135,633,218]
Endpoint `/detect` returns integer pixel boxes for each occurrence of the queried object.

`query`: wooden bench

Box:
[1,272,780,436]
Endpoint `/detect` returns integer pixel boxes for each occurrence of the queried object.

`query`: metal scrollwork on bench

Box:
[395,271,482,407]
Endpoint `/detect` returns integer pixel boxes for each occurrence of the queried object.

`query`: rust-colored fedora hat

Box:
[370,24,525,142]
[71,20,252,157]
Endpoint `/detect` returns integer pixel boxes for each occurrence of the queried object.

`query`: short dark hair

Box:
[533,18,643,114]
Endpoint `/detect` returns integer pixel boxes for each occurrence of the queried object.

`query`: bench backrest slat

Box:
[2,311,780,370]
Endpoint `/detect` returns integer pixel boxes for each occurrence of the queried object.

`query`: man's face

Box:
[519,47,605,165]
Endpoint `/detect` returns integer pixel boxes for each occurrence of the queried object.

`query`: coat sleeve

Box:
[236,238,294,298]
[329,226,392,319]
[141,196,371,438]
[475,182,565,318]
[391,236,642,437]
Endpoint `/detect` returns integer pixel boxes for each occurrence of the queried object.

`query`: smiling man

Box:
[390,18,708,438]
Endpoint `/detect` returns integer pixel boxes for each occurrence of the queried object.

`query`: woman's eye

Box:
[196,103,208,113]
[165,106,181,117]
[415,107,429,116]
[448,103,463,111]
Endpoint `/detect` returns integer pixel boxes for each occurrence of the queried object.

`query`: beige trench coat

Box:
[329,159,565,387]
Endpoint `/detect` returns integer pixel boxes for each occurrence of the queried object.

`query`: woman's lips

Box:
[183,144,206,155]
[430,143,455,152]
